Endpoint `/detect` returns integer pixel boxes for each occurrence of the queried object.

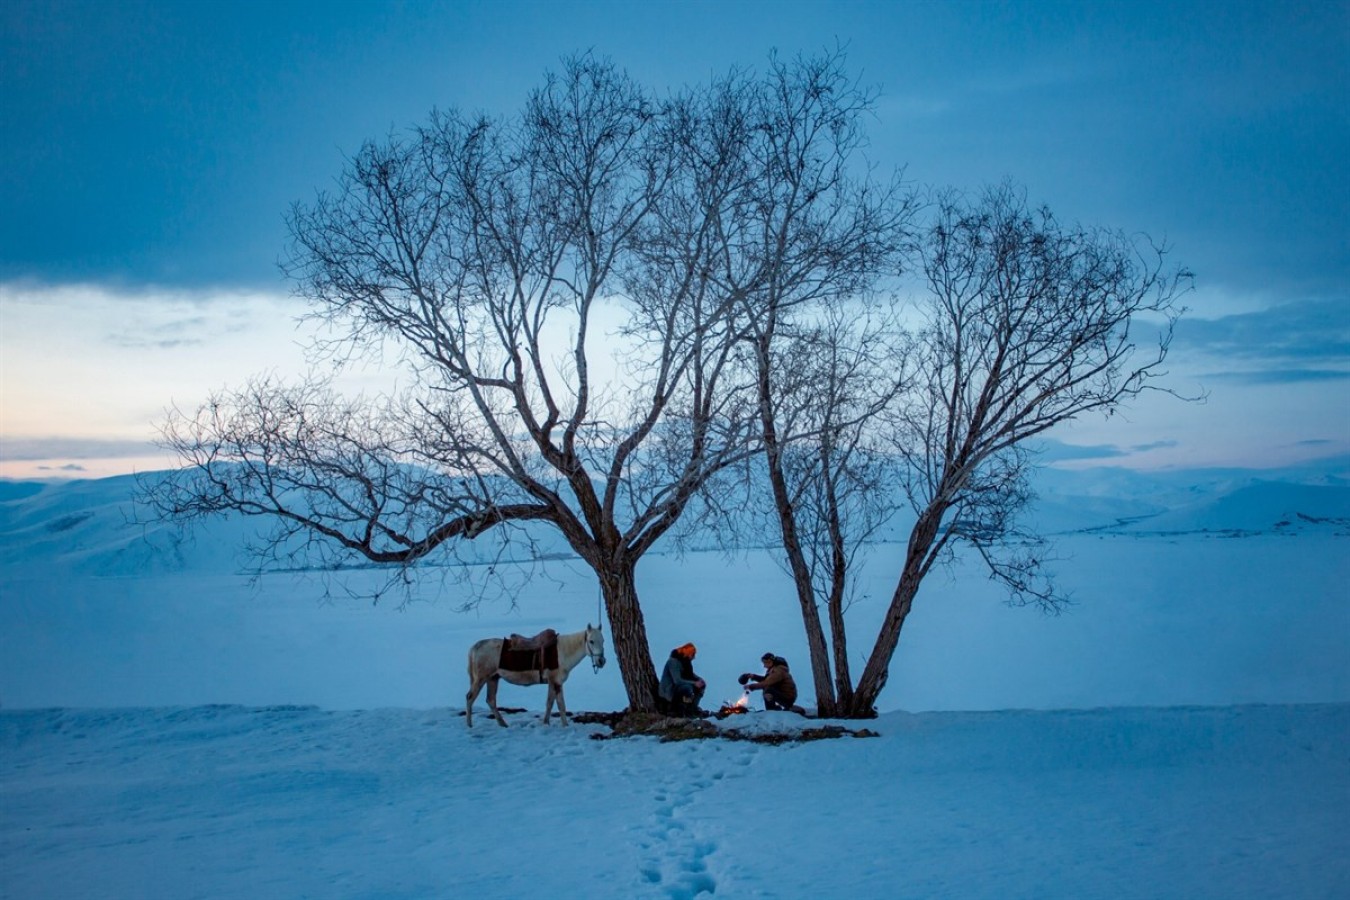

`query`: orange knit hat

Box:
[676,642,697,658]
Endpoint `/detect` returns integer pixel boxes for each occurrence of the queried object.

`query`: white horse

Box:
[465,624,606,728]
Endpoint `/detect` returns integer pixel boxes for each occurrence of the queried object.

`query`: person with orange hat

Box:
[658,642,706,717]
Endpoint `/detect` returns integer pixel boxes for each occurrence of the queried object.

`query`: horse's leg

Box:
[553,677,569,726]
[465,669,483,729]
[542,676,555,725]
[487,674,508,728]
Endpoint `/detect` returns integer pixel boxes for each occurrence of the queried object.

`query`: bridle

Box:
[585,628,605,673]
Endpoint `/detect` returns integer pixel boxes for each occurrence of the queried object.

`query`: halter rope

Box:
[585,627,603,673]
[592,585,605,673]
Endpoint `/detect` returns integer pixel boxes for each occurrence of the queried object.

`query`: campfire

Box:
[715,692,752,719]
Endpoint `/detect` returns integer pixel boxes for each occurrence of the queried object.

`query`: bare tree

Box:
[146,53,930,713]
[716,51,915,717]
[768,184,1191,717]
[145,56,783,712]
[755,308,911,716]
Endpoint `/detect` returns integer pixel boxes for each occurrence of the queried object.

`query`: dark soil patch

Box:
[573,710,879,744]
[456,707,528,717]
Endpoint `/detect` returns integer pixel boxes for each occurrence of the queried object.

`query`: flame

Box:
[717,692,751,716]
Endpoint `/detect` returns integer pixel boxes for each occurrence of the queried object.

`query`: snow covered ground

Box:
[3,703,1346,899]
[2,468,1348,898]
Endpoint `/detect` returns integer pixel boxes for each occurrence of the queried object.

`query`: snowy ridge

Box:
[1,461,1347,579]
[0,472,576,578]
[1026,461,1350,537]
[0,473,260,576]
[1102,480,1350,536]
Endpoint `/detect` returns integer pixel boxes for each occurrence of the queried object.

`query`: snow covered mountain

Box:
[3,458,1347,579]
[1,464,1345,713]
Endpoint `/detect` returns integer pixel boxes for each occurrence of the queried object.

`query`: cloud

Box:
[0,437,158,461]
[1175,298,1350,364]
[1198,369,1350,385]
[1032,439,1182,464]
[1172,298,1350,390]
[1032,440,1125,462]
[1129,440,1180,453]
[105,315,215,350]
[37,463,88,472]
[0,280,301,352]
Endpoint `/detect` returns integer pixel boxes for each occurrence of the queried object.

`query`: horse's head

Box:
[585,623,606,670]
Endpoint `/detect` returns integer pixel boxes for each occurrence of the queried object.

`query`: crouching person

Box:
[738,653,802,713]
[659,642,706,717]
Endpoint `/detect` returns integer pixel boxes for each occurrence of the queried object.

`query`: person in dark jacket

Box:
[738,652,800,712]
[659,643,706,716]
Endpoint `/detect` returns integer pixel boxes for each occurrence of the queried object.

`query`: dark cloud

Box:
[1,1,1345,300]
[1033,440,1126,462]
[1198,369,1350,385]
[1032,438,1182,463]
[1176,298,1350,364]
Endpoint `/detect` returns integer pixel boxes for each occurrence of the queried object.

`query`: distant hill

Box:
[0,474,248,576]
[1028,461,1350,537]
[2,461,1346,577]
[1106,480,1350,535]
[0,472,575,577]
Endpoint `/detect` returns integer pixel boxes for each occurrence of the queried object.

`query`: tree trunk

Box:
[772,482,839,717]
[846,504,945,717]
[756,339,839,716]
[846,566,918,716]
[827,572,854,711]
[598,558,661,712]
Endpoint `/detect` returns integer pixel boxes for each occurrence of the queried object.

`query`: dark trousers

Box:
[663,683,705,715]
[763,689,794,711]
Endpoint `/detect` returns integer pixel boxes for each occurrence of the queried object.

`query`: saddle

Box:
[506,629,557,652]
[499,629,559,676]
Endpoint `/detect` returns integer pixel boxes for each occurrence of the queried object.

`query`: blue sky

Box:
[1,0,1346,477]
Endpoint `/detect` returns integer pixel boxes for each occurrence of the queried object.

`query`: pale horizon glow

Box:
[0,283,640,480]
[1,280,1345,481]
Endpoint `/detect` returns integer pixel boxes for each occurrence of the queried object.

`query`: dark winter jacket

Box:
[659,651,702,702]
[747,659,797,705]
